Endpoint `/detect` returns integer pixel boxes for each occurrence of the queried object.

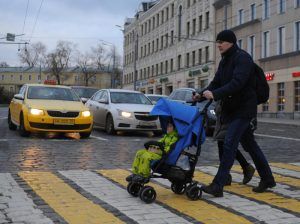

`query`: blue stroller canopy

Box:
[150,98,206,165]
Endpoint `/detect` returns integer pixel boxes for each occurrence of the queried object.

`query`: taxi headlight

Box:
[30,108,44,116]
[82,111,91,117]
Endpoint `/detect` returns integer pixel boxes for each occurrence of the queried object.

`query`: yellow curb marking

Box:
[232,165,300,189]
[270,163,300,172]
[19,171,123,224]
[194,170,300,214]
[98,169,252,224]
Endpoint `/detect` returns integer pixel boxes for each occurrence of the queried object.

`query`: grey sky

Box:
[0,0,142,66]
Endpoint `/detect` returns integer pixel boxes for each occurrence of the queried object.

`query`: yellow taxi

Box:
[8,83,93,138]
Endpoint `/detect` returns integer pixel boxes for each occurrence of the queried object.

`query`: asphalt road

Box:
[0,107,299,172]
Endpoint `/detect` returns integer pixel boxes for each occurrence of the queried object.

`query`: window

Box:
[248,35,255,59]
[192,19,196,35]
[199,79,208,89]
[153,17,155,29]
[166,7,169,20]
[262,101,269,111]
[160,62,163,74]
[262,31,270,58]
[160,36,164,50]
[295,81,300,111]
[157,14,159,27]
[192,51,195,66]
[263,0,270,19]
[1,75,4,80]
[165,60,168,74]
[161,10,164,24]
[198,48,202,64]
[278,26,285,55]
[178,6,182,41]
[237,39,243,48]
[38,75,41,81]
[151,65,154,76]
[238,9,244,25]
[187,0,190,7]
[171,30,174,45]
[156,64,159,76]
[29,75,31,81]
[295,21,300,51]
[165,34,168,47]
[156,38,159,51]
[199,15,203,32]
[20,75,22,81]
[205,46,209,63]
[278,0,286,13]
[187,21,190,37]
[296,0,300,8]
[186,53,190,67]
[171,3,174,17]
[250,4,256,21]
[177,55,182,70]
[171,58,174,72]
[224,5,228,29]
[205,11,209,29]
[277,82,285,111]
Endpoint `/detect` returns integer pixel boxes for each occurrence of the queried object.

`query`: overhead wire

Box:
[29,0,44,43]
[21,0,30,35]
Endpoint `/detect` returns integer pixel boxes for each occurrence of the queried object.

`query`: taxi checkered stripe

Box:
[0,164,299,224]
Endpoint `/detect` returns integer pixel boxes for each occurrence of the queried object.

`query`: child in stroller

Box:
[126,98,210,203]
[126,119,179,182]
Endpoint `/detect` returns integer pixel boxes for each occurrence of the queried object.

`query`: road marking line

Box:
[19,171,124,224]
[90,135,108,141]
[60,170,190,224]
[195,167,300,214]
[155,177,300,224]
[98,169,252,224]
[0,173,54,224]
[230,165,300,199]
[271,163,300,172]
[269,166,300,179]
[254,133,300,141]
[0,117,7,119]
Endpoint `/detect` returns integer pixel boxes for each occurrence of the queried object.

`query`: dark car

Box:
[168,88,216,136]
[71,86,100,104]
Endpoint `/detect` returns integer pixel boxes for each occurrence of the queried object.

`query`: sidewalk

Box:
[258,117,300,126]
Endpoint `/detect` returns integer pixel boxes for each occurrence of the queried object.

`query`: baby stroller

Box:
[127,98,212,203]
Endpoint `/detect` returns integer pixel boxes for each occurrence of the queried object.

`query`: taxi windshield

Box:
[27,86,80,101]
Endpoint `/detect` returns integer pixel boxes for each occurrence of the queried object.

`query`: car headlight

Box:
[30,108,44,116]
[117,110,132,118]
[209,109,216,116]
[82,111,91,117]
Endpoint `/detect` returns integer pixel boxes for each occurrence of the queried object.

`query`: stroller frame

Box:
[127,99,212,203]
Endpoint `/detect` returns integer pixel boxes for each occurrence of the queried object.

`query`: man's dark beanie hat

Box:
[216,30,237,43]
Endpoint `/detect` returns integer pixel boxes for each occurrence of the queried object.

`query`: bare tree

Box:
[0,62,9,67]
[18,42,46,67]
[90,43,109,70]
[76,52,96,86]
[45,41,74,85]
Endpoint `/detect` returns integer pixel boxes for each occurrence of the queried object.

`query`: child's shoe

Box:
[126,174,135,182]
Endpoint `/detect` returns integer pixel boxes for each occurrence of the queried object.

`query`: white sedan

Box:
[85,89,162,135]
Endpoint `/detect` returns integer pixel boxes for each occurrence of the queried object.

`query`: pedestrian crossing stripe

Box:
[0,165,296,224]
[231,165,300,190]
[98,169,253,224]
[19,171,124,224]
[195,167,300,214]
[271,163,300,172]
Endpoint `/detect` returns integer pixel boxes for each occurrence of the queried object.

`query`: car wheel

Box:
[19,113,30,137]
[8,110,17,130]
[105,114,116,135]
[79,131,91,139]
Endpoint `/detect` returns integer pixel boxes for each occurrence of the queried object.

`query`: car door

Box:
[97,91,109,127]
[12,85,26,124]
[87,90,103,126]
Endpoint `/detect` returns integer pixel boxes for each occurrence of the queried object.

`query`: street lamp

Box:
[100,40,116,88]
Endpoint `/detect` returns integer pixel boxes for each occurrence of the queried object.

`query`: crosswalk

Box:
[0,163,299,224]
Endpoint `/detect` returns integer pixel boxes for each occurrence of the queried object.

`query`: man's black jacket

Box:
[207,44,257,122]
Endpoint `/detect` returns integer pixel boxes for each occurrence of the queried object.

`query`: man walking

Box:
[201,30,276,197]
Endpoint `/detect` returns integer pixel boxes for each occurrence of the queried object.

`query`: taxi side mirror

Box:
[14,94,24,100]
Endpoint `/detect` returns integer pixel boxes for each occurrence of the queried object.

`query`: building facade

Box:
[214,0,300,119]
[0,67,111,97]
[122,0,216,95]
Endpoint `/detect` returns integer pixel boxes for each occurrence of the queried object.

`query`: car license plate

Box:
[139,121,155,127]
[53,119,75,125]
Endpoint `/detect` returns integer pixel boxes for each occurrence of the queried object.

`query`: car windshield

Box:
[111,92,152,105]
[27,86,80,101]
[72,87,98,98]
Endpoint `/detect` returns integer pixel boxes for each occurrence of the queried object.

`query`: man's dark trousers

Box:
[213,118,251,187]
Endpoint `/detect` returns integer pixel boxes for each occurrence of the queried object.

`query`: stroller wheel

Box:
[186,185,202,200]
[139,186,156,204]
[171,183,186,194]
[127,182,141,197]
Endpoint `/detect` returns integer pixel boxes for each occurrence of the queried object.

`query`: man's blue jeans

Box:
[213,118,274,187]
